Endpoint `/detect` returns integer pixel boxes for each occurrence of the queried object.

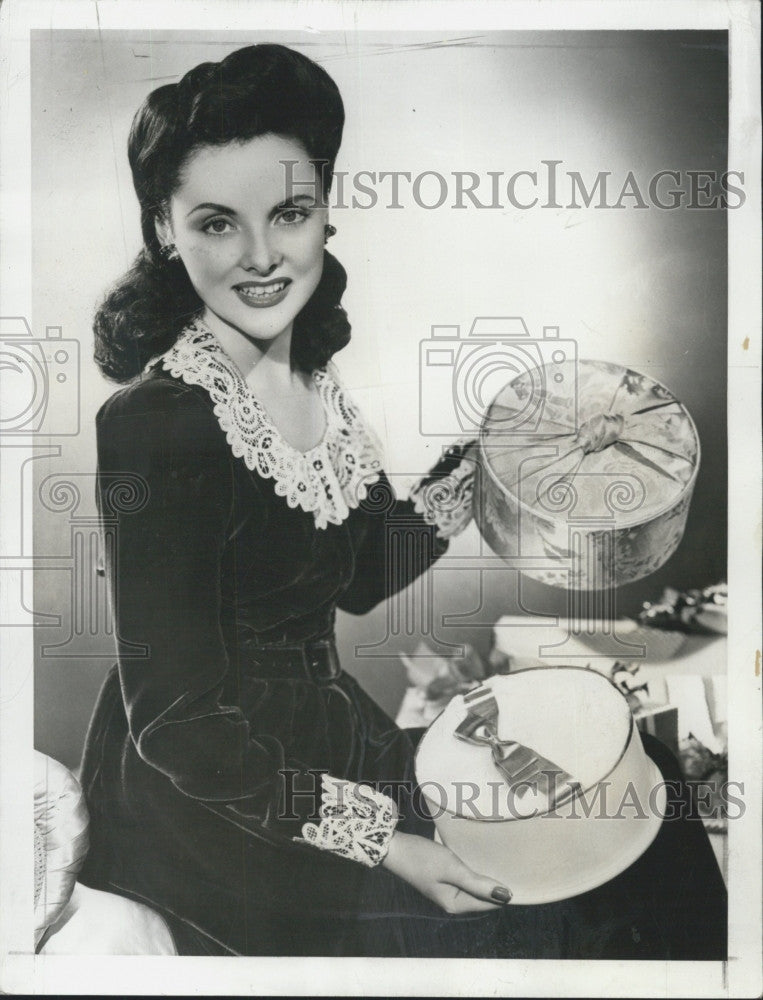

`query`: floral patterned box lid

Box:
[475,359,700,590]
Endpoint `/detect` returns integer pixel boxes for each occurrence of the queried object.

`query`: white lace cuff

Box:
[295,774,398,867]
[409,440,477,540]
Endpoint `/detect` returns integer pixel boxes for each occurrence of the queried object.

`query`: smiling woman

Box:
[92,45,350,386]
[156,135,331,449]
[159,137,327,362]
[79,43,501,957]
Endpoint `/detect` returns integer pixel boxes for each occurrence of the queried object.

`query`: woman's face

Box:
[161,134,328,352]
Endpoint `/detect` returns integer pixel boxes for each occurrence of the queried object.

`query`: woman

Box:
[80,43,727,960]
[79,43,509,957]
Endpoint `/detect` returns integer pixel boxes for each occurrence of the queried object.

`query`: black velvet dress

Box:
[79,324,727,959]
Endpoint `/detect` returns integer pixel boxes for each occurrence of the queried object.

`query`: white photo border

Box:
[0,0,760,996]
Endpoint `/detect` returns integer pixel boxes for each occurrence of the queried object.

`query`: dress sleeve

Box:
[337,439,478,615]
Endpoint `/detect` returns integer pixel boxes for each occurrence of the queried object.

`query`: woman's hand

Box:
[381,830,512,915]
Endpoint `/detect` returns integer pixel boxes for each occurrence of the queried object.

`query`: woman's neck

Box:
[201,308,297,387]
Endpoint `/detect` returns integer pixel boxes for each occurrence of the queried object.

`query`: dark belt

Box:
[235,637,342,684]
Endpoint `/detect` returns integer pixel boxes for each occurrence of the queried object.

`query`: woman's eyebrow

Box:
[271,194,319,213]
[186,194,318,219]
[186,202,236,218]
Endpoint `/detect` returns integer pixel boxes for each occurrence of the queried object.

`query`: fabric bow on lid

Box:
[482,364,698,517]
[454,686,581,809]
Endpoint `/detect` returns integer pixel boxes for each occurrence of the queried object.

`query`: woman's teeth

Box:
[237,282,286,299]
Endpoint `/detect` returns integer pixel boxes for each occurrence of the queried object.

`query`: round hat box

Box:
[414,667,666,905]
[474,359,700,589]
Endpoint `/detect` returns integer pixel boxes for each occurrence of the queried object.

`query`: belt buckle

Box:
[305,639,340,682]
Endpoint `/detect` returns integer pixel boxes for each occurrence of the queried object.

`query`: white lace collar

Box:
[147,321,383,530]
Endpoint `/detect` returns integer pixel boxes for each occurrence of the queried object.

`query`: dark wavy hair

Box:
[94,44,350,382]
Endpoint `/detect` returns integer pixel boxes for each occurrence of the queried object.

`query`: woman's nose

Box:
[240,231,282,275]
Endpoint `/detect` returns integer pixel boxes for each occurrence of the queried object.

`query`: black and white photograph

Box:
[0,0,760,995]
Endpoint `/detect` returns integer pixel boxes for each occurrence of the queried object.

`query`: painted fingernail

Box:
[491,886,511,903]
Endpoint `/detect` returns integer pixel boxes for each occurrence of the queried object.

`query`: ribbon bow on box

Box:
[455,686,581,809]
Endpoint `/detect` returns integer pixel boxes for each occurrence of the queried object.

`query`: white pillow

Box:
[34,751,89,946]
[39,883,177,955]
[34,750,176,955]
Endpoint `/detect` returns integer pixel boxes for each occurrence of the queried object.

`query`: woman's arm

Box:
[382,831,511,913]
[296,775,511,913]
[337,440,477,615]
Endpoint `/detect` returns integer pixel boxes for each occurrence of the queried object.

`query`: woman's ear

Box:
[154,215,174,250]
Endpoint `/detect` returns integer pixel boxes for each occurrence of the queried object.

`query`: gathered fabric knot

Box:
[575,412,625,455]
[454,686,581,809]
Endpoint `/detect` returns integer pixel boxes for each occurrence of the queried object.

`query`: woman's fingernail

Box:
[491,886,511,903]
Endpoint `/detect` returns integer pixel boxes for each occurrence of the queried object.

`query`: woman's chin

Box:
[203,307,295,347]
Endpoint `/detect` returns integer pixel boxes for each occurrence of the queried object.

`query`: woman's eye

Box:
[277,208,309,225]
[203,218,235,235]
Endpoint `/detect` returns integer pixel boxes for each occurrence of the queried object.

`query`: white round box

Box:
[414,667,666,904]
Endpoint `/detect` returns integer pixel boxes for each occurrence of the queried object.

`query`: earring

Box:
[323,224,337,245]
[159,243,180,261]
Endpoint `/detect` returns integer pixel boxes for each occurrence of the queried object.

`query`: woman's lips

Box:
[233,278,291,308]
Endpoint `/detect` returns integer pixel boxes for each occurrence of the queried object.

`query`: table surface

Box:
[493,616,726,677]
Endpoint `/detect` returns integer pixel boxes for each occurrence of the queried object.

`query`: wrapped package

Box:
[474,359,700,589]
